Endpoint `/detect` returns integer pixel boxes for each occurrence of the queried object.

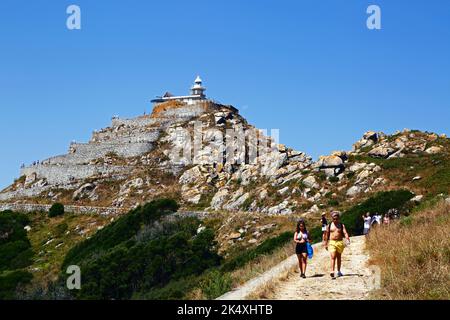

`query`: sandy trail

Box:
[270,235,376,300]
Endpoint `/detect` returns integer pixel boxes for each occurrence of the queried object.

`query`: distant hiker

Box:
[321,212,328,242]
[383,214,390,226]
[362,212,371,235]
[371,213,379,228]
[374,213,382,227]
[325,211,350,279]
[294,219,311,279]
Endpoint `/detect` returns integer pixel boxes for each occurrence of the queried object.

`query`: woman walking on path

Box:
[294,219,311,279]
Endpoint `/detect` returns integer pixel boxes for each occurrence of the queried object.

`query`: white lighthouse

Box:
[191,75,206,97]
[151,75,208,105]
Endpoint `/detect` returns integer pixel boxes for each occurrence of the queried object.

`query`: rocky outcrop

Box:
[1,94,448,218]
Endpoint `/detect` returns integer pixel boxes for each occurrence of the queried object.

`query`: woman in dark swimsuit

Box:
[294,219,311,278]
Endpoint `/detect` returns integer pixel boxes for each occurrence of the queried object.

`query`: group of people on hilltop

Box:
[294,211,350,280]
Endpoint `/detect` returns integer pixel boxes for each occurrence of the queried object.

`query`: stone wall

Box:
[0,185,52,201]
[0,202,125,215]
[91,131,160,144]
[111,117,159,128]
[20,164,132,185]
[156,104,207,120]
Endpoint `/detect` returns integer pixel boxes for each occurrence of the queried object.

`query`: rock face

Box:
[315,153,346,177]
[425,146,442,154]
[369,146,397,158]
[1,93,448,217]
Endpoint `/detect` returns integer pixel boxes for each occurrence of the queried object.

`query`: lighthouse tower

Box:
[191,76,206,98]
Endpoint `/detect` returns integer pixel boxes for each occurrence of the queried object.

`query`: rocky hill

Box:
[1,93,449,300]
[1,99,449,219]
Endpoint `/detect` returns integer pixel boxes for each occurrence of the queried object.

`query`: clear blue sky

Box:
[1,0,449,189]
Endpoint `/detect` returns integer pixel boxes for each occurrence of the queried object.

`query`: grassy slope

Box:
[26,212,111,288]
[367,199,450,300]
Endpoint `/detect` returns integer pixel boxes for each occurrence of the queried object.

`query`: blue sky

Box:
[0,0,449,189]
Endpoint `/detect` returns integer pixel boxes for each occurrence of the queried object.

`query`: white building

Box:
[151,76,207,105]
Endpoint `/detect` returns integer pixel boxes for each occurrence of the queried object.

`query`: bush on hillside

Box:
[48,203,65,218]
[340,190,414,236]
[0,211,33,271]
[0,270,33,300]
[221,231,292,272]
[0,211,34,299]
[62,198,179,269]
[60,198,219,300]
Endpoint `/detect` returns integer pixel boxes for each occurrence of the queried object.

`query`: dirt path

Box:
[270,235,376,300]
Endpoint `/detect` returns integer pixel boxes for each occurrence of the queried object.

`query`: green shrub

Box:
[324,191,333,198]
[0,241,33,271]
[0,211,30,245]
[199,269,233,299]
[221,232,292,272]
[134,276,199,300]
[0,211,34,299]
[329,176,339,183]
[309,226,323,243]
[317,172,327,181]
[63,199,179,268]
[341,190,414,236]
[0,270,33,300]
[49,203,65,218]
[400,216,413,227]
[54,222,68,237]
[327,199,339,206]
[60,199,219,300]
[346,172,355,179]
[0,212,33,272]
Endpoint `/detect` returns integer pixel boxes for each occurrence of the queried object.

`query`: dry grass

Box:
[366,200,450,300]
[229,241,294,288]
[246,270,293,300]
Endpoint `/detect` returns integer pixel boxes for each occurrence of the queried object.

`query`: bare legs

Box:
[330,251,342,277]
[297,253,308,276]
[336,252,342,272]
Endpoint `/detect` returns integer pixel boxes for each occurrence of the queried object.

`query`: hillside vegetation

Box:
[0,211,34,299]
[367,199,450,299]
[0,128,448,300]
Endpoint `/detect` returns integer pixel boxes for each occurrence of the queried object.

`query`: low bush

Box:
[61,199,219,300]
[48,203,65,218]
[340,190,414,236]
[0,270,33,299]
[0,211,34,299]
[329,176,339,183]
[309,226,323,243]
[198,269,233,299]
[221,232,292,272]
